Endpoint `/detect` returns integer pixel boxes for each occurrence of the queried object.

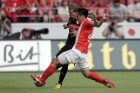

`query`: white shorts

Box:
[58,48,89,70]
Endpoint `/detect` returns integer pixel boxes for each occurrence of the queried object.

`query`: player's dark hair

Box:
[68,3,79,12]
[77,8,88,18]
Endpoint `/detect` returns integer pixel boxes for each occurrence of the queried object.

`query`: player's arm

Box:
[63,18,71,29]
[90,13,109,27]
[63,24,68,29]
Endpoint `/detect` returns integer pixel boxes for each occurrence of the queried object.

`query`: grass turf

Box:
[0,71,140,93]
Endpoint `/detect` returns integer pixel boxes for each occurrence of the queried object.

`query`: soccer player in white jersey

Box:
[31,8,116,88]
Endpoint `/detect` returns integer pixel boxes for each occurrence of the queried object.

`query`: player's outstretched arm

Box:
[91,12,109,27]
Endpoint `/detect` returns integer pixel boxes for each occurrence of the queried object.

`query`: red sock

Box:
[89,72,103,83]
[40,65,56,82]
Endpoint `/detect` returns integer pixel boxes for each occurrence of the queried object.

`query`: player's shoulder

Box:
[87,17,92,21]
[83,18,92,25]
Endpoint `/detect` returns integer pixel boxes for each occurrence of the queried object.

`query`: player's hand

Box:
[102,13,110,20]
[63,24,68,29]
[92,11,97,19]
[70,30,77,37]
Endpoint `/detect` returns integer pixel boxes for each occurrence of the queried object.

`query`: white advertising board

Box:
[0,41,51,72]
[38,41,52,71]
[12,23,140,39]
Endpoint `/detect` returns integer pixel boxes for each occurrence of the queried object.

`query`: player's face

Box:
[73,12,78,19]
[69,9,78,19]
[77,15,83,24]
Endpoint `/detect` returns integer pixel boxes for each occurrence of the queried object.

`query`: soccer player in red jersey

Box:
[54,3,80,89]
[34,3,79,89]
[31,8,116,88]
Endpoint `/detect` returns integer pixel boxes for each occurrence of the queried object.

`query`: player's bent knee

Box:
[51,58,61,66]
[82,73,89,78]
[83,74,88,78]
[81,69,90,78]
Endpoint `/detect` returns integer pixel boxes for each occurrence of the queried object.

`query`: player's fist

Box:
[63,24,68,29]
[103,13,110,20]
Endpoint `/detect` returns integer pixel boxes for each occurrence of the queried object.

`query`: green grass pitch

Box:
[0,71,140,93]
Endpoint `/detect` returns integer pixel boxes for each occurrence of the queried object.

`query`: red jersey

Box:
[73,19,94,54]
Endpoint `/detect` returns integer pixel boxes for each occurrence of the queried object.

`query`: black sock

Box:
[58,64,68,85]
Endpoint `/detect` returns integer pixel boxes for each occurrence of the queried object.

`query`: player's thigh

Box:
[58,49,80,65]
[77,54,89,70]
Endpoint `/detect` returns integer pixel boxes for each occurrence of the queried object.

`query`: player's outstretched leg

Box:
[89,72,116,88]
[31,57,62,87]
[31,64,56,87]
[82,71,116,88]
[54,64,68,89]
